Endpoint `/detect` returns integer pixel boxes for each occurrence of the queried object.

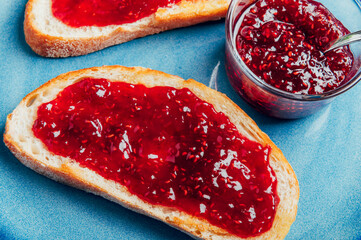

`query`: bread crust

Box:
[24,0,230,57]
[4,66,299,239]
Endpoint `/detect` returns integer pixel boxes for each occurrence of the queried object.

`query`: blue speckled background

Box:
[1,0,360,239]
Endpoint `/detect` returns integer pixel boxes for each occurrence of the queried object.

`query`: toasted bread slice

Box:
[4,66,299,239]
[24,0,230,57]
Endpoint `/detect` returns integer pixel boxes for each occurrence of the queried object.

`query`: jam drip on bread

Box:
[51,0,182,27]
[33,78,279,237]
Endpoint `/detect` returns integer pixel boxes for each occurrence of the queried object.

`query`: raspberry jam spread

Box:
[235,0,354,94]
[51,0,182,27]
[33,78,279,237]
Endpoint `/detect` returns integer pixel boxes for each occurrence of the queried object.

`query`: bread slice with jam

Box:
[4,66,299,239]
[24,0,230,57]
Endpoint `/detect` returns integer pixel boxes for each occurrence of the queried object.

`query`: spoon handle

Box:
[355,0,361,9]
[325,30,361,53]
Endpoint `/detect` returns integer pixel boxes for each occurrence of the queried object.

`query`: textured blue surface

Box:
[0,0,360,239]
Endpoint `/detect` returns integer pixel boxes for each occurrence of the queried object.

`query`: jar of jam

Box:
[225,0,361,119]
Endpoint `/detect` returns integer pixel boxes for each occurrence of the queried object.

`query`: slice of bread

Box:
[4,66,299,239]
[24,0,230,57]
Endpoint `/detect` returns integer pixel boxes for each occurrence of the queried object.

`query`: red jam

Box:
[33,78,279,237]
[236,0,354,94]
[51,0,182,27]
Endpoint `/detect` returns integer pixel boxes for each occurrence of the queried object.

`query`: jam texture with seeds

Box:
[51,0,182,27]
[33,78,279,237]
[236,0,354,94]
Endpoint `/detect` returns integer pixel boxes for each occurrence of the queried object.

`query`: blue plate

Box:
[1,0,360,239]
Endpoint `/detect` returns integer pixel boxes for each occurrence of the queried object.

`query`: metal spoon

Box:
[355,0,361,9]
[324,30,361,53]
